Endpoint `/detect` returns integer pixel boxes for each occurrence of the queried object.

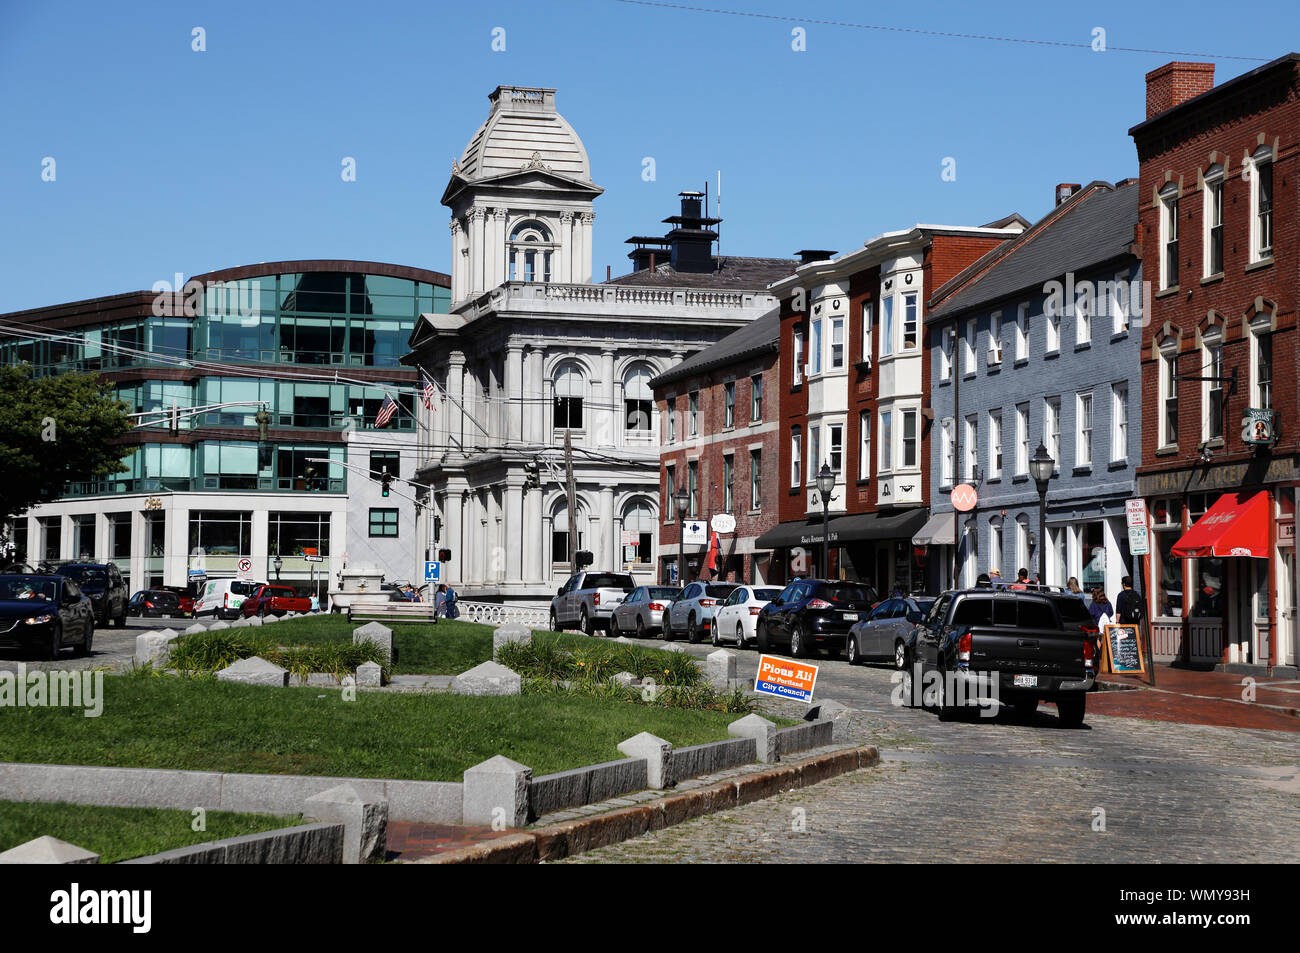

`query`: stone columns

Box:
[599,486,615,571]
[600,349,616,448]
[491,208,508,288]
[446,354,466,451]
[250,509,269,584]
[166,506,189,587]
[525,347,545,443]
[559,211,574,283]
[505,481,524,585]
[578,212,594,283]
[505,345,524,445]
[469,207,486,296]
[523,486,542,583]
[449,220,464,302]
[444,486,464,585]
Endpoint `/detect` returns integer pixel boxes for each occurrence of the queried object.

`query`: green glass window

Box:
[369,508,399,537]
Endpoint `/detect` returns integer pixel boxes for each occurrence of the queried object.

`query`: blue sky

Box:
[2,0,1296,312]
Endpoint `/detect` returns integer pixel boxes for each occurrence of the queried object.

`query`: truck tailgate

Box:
[970,628,1086,677]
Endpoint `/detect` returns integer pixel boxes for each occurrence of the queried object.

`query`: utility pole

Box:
[565,429,579,577]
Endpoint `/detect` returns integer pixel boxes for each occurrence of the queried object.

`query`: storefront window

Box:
[1187,494,1224,619]
[1078,522,1106,594]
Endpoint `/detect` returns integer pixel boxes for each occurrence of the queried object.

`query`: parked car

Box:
[126,589,183,619]
[241,584,312,618]
[157,585,196,617]
[193,578,267,620]
[0,573,94,659]
[709,586,784,648]
[665,582,740,643]
[550,571,637,635]
[755,580,878,658]
[54,562,127,628]
[846,596,935,668]
[899,587,1099,727]
[609,586,679,638]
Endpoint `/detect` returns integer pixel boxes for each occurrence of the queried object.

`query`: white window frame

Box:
[828,422,844,475]
[1076,287,1091,345]
[1250,320,1273,410]
[941,417,955,486]
[1202,329,1224,442]
[1111,382,1128,463]
[1111,269,1130,335]
[793,331,804,386]
[1046,305,1060,354]
[808,425,820,484]
[1203,165,1224,278]
[688,391,699,436]
[1250,147,1274,262]
[858,410,870,481]
[750,374,763,421]
[901,408,919,469]
[988,312,1003,366]
[988,409,1002,479]
[829,316,845,370]
[1015,516,1030,575]
[1015,403,1029,475]
[990,518,1004,575]
[1160,183,1180,289]
[750,449,762,510]
[940,326,954,380]
[723,380,735,429]
[879,411,893,474]
[861,302,873,366]
[881,295,895,357]
[902,292,919,350]
[791,427,802,488]
[1045,396,1061,470]
[963,319,976,374]
[1159,344,1179,448]
[666,398,676,443]
[1015,303,1029,361]
[1076,391,1093,468]
[810,319,823,376]
[964,414,978,482]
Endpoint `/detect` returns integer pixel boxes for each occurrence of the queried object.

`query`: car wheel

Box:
[846,634,859,666]
[894,640,907,671]
[258,606,267,619]
[113,607,126,628]
[46,623,63,661]
[790,624,808,659]
[1013,696,1039,719]
[936,669,958,722]
[636,617,646,639]
[581,608,595,636]
[1056,696,1086,729]
[549,610,561,633]
[609,614,620,638]
[662,616,675,642]
[756,620,769,653]
[900,662,917,708]
[710,617,722,647]
[687,614,700,644]
[736,623,746,648]
[74,619,93,658]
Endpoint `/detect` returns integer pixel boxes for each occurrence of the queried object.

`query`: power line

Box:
[612,0,1271,61]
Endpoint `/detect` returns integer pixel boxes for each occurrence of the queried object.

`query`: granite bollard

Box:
[463,756,531,827]
[216,656,289,687]
[353,622,393,664]
[303,783,387,864]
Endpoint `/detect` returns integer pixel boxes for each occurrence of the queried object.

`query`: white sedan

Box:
[710,585,784,648]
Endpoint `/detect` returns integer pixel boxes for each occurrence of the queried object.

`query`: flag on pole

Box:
[705,531,720,576]
[374,394,398,428]
[420,371,436,411]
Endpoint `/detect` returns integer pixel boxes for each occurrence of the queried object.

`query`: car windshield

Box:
[754,588,783,601]
[705,584,739,598]
[0,576,58,602]
[60,566,107,586]
[146,592,179,605]
[230,581,259,596]
[585,574,636,590]
[647,587,679,599]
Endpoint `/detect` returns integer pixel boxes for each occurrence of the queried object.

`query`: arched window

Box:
[622,499,655,565]
[553,363,584,430]
[623,365,653,432]
[551,500,585,569]
[509,220,554,283]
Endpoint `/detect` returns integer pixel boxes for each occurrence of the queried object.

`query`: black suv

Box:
[755,579,878,658]
[55,563,128,628]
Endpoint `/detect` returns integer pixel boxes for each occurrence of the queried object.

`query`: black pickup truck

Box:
[898,587,1098,727]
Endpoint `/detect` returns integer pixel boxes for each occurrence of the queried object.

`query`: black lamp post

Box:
[674,488,690,586]
[273,555,283,582]
[816,463,836,580]
[1029,442,1055,585]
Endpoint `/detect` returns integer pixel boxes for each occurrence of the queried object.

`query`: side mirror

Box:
[556,588,564,597]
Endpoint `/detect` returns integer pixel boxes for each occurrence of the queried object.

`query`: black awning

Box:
[754,509,930,550]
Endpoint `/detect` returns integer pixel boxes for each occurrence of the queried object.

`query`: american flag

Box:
[374,394,398,428]
[420,371,436,411]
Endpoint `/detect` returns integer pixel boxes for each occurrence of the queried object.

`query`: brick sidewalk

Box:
[1091,666,1300,732]
[385,822,514,861]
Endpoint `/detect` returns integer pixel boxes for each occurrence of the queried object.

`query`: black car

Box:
[0,574,95,659]
[755,579,878,658]
[126,589,182,618]
[55,563,128,628]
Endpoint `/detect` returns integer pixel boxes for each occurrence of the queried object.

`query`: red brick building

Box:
[758,222,1025,595]
[652,309,782,585]
[1130,54,1300,673]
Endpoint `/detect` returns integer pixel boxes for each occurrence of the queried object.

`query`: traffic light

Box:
[438,548,452,563]
[380,466,392,498]
[524,461,540,489]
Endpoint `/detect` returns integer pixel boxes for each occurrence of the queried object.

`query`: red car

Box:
[241,584,311,618]
[158,586,196,617]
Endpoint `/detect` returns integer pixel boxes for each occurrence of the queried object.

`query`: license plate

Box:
[842,612,858,621]
[1013,675,1038,688]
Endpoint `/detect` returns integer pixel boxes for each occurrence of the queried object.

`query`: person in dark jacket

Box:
[1114,576,1144,624]
[1089,589,1114,627]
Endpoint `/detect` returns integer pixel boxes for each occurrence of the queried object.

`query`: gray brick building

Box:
[921,181,1144,601]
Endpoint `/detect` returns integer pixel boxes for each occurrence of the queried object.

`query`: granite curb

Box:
[411,744,880,864]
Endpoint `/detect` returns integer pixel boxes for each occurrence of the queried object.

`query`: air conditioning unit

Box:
[986,347,1002,366]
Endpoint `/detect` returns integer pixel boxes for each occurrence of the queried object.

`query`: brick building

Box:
[756,220,1025,595]
[1130,54,1300,673]
[652,308,783,585]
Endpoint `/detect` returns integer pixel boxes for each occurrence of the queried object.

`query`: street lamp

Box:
[273,555,283,582]
[674,487,690,587]
[816,463,836,580]
[1029,442,1055,585]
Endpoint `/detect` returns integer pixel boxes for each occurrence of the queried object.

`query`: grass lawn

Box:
[260,616,492,675]
[0,800,298,864]
[0,676,747,781]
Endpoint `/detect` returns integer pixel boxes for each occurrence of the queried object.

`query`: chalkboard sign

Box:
[1103,623,1145,675]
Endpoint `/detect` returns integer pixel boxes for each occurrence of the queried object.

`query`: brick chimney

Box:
[1055,183,1081,206]
[1145,62,1215,119]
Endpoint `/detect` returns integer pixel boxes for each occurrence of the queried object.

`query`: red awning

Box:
[1171,491,1271,558]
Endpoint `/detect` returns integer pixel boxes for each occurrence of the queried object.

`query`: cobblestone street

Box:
[565,640,1300,863]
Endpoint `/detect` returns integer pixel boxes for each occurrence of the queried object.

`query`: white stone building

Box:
[406,86,791,605]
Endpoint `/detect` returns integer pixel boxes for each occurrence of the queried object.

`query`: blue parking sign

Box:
[424,561,441,582]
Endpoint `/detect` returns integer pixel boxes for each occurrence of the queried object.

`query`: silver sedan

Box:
[846,596,934,668]
[609,586,680,638]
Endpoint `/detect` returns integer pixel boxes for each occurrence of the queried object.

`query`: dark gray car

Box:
[846,596,934,668]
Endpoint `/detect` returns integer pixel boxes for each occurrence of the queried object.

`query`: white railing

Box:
[457,600,550,628]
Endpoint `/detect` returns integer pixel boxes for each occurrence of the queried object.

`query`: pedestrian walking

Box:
[445,584,459,619]
[989,569,1005,587]
[1067,577,1085,599]
[434,584,447,618]
[1089,588,1114,628]
[309,592,319,613]
[1114,576,1144,625]
[1010,567,1030,590]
